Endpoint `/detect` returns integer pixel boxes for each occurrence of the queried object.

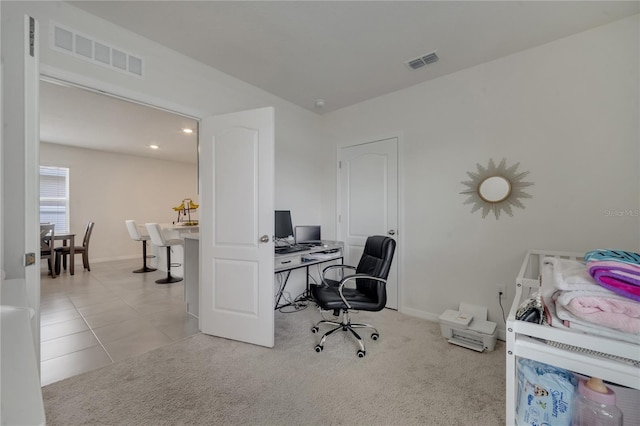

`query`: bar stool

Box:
[125,220,156,273]
[145,223,183,284]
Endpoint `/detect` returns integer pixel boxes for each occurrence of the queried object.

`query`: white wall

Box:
[322,15,640,330]
[6,2,639,333]
[2,0,326,299]
[3,0,325,218]
[40,142,197,262]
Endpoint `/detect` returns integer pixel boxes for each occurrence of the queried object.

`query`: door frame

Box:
[1,14,42,356]
[27,65,205,349]
[41,65,206,122]
[335,132,404,312]
[38,69,204,197]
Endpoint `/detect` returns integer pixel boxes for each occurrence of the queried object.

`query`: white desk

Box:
[274,242,344,309]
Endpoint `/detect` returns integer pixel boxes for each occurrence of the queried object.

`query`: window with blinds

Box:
[40,166,69,233]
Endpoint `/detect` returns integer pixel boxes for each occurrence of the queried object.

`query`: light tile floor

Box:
[40,258,200,386]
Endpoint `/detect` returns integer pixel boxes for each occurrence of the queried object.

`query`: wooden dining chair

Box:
[40,223,56,278]
[55,221,95,274]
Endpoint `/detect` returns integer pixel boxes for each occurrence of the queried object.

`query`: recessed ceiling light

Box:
[149,144,159,150]
[182,128,193,134]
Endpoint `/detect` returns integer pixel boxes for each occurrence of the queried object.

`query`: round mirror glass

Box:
[478,176,511,203]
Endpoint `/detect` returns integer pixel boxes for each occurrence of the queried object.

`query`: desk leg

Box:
[274,271,292,310]
[303,265,317,301]
[305,266,310,300]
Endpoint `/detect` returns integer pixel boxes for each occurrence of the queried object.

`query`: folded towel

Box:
[552,296,640,344]
[543,257,607,292]
[556,292,640,334]
[556,289,628,305]
[587,260,640,275]
[584,249,640,266]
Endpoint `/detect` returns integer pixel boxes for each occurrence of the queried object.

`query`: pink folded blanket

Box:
[588,260,640,284]
[550,293,640,344]
[588,260,640,275]
[558,292,640,334]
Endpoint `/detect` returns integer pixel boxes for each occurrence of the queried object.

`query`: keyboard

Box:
[275,245,308,254]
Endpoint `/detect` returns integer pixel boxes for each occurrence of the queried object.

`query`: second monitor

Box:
[295,225,322,245]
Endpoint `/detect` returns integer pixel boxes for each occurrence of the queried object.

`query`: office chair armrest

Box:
[321,264,356,276]
[320,264,356,286]
[337,274,387,309]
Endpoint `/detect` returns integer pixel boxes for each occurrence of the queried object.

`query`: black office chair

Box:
[310,235,396,357]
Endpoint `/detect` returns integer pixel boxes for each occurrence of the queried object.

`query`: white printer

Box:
[439,302,497,352]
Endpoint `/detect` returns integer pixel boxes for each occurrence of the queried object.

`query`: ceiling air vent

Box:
[406,51,439,70]
[51,22,144,78]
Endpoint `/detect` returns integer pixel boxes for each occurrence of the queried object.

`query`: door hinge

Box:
[338,161,342,169]
[29,17,36,57]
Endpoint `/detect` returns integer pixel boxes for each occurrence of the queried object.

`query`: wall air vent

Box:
[51,22,144,78]
[406,51,439,70]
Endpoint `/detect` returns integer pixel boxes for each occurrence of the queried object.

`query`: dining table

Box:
[53,233,75,275]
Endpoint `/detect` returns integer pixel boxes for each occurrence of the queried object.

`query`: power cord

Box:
[278,302,308,313]
[498,291,506,323]
[278,291,311,313]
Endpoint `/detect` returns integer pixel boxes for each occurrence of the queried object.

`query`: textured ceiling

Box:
[44,1,639,162]
[69,1,639,113]
[40,80,198,164]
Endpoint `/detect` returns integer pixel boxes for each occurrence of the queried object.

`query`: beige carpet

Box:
[42,307,506,425]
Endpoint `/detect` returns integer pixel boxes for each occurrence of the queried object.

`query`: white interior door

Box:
[199,107,274,347]
[1,14,41,353]
[338,138,398,309]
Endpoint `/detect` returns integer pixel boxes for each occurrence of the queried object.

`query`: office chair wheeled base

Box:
[311,310,379,358]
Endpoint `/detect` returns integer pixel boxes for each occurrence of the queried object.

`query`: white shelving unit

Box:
[505,250,640,424]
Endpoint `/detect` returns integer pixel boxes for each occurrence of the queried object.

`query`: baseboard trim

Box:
[399,306,440,322]
[82,255,139,264]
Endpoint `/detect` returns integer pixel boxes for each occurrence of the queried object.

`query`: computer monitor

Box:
[274,210,294,239]
[295,225,322,245]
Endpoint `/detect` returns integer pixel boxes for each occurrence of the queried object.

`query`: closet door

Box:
[338,137,399,309]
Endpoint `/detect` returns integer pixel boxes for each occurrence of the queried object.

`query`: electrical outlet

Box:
[496,285,506,299]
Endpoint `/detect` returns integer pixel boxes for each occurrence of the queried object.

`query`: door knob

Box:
[388,229,396,236]
[260,235,270,243]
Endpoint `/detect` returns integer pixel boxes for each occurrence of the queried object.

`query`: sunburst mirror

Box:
[460,158,533,219]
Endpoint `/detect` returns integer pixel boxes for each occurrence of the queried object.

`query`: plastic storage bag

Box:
[515,358,577,426]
